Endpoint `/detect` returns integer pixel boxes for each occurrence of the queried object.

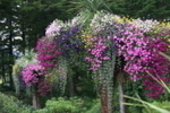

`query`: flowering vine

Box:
[85,20,170,98]
[116,25,170,98]
[36,36,61,71]
[85,37,110,71]
[35,11,170,99]
[22,63,51,96]
[57,25,83,58]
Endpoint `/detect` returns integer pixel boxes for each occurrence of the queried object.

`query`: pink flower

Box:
[22,64,51,96]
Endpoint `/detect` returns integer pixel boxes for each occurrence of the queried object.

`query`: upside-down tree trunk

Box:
[118,79,125,113]
[100,85,109,113]
[99,51,115,113]
[32,87,40,109]
[69,75,75,97]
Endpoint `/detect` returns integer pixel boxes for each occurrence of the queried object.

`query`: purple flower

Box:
[22,64,51,96]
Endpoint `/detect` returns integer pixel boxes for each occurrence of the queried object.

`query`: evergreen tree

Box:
[109,0,170,20]
[0,0,71,88]
[16,0,70,50]
[0,0,18,87]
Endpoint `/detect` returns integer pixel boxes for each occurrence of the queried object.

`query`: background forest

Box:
[0,0,170,113]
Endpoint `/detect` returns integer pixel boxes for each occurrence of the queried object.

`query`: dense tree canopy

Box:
[109,0,170,20]
[0,0,72,85]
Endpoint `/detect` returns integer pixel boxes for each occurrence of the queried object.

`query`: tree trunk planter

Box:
[32,91,40,109]
[32,86,40,109]
[100,85,112,113]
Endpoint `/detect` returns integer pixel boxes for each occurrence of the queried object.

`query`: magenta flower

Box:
[22,64,51,96]
[36,36,61,72]
[85,37,110,71]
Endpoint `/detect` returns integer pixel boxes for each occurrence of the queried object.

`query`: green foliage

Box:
[86,102,101,113]
[34,97,100,113]
[124,95,170,113]
[12,49,37,95]
[142,101,170,113]
[81,97,100,112]
[46,97,79,113]
[127,105,143,113]
[109,0,170,20]
[0,92,33,113]
[33,109,49,113]
[34,97,81,113]
[14,49,38,68]
[67,0,112,25]
[68,0,111,14]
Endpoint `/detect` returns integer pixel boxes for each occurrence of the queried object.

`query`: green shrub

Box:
[86,102,101,113]
[142,101,170,113]
[47,97,78,113]
[34,97,100,113]
[33,109,49,113]
[0,92,33,113]
[34,97,82,113]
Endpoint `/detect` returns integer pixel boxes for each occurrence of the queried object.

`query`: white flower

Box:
[130,18,159,32]
[45,19,65,36]
[90,11,121,32]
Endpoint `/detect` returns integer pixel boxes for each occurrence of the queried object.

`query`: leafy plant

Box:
[12,49,38,95]
[86,102,101,113]
[124,95,170,113]
[34,97,81,113]
[142,101,170,113]
[0,92,33,113]
[34,97,100,113]
[123,52,170,113]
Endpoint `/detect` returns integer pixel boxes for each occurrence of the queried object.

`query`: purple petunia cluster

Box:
[22,64,51,96]
[85,23,170,98]
[85,37,110,70]
[35,12,170,98]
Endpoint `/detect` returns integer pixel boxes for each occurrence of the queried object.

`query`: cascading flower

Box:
[85,37,110,71]
[130,18,159,32]
[57,25,84,58]
[90,11,117,32]
[36,36,61,71]
[115,25,170,98]
[85,23,124,71]
[22,63,51,96]
[45,19,65,37]
[86,20,170,98]
[37,11,170,99]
